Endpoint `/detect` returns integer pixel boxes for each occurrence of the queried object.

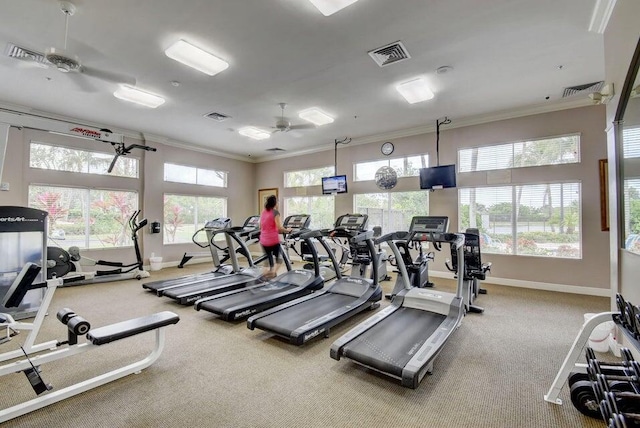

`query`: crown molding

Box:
[588,0,617,34]
[255,97,595,162]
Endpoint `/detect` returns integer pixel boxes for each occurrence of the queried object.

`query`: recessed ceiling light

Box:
[298,108,334,126]
[395,78,434,104]
[113,86,165,108]
[165,40,229,76]
[308,0,359,16]
[239,127,271,140]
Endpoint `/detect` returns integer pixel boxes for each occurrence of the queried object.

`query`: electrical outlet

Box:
[0,183,9,191]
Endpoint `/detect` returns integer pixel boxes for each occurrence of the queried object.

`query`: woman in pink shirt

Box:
[260,195,291,279]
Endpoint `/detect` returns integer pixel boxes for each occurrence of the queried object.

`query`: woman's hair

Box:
[265,195,277,210]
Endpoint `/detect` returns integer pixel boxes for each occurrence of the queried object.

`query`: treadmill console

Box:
[283,214,311,231]
[409,216,449,241]
[334,214,369,232]
[242,215,260,231]
[204,218,232,230]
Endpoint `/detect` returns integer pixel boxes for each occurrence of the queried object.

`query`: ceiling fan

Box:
[10,1,135,88]
[271,103,316,133]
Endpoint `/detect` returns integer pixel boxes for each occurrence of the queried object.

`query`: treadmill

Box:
[247,215,382,345]
[330,216,468,389]
[157,215,305,305]
[142,218,236,294]
[194,221,324,321]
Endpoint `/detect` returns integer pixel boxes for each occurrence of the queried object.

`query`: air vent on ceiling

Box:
[204,112,231,122]
[562,81,605,98]
[368,41,411,67]
[5,43,48,66]
[266,147,286,152]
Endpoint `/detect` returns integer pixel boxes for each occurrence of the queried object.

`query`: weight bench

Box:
[0,263,180,423]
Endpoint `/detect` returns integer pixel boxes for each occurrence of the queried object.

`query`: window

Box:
[283,196,335,230]
[458,135,580,173]
[164,163,227,187]
[622,127,640,254]
[353,191,429,234]
[163,194,227,244]
[458,182,581,258]
[28,185,139,249]
[30,142,138,178]
[284,166,335,188]
[354,154,429,181]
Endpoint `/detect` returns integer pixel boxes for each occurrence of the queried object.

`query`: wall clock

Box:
[381,142,394,156]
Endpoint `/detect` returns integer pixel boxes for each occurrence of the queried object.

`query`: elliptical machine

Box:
[46,210,150,285]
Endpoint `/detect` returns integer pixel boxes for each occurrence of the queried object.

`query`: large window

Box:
[458,135,580,173]
[353,191,429,234]
[622,127,640,254]
[458,183,581,258]
[354,155,429,181]
[284,166,335,188]
[164,163,227,187]
[284,196,335,230]
[28,185,139,249]
[30,142,138,178]
[163,194,227,244]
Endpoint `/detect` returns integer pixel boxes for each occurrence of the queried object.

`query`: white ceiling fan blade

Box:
[67,72,98,92]
[80,65,136,85]
[289,124,316,130]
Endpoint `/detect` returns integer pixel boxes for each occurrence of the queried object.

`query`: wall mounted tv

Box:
[322,175,348,195]
[419,165,457,190]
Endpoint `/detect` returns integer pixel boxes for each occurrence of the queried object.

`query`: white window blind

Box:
[354,154,429,181]
[30,142,138,178]
[164,163,227,187]
[458,135,580,172]
[284,166,335,188]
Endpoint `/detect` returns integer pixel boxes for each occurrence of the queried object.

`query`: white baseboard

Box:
[144,258,609,297]
[429,270,610,297]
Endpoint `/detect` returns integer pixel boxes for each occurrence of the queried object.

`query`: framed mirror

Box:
[617,37,640,253]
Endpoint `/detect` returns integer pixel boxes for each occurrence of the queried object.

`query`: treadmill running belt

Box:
[197,281,297,313]
[342,307,446,378]
[162,273,255,299]
[254,293,357,337]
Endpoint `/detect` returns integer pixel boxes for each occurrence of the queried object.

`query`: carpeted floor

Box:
[0,262,610,427]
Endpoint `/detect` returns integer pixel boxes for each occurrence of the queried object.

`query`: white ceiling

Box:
[0,0,605,161]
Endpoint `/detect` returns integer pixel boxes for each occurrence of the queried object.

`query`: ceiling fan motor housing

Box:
[45,48,81,72]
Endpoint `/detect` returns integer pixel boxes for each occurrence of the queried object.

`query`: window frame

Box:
[29,141,140,178]
[353,154,430,182]
[353,190,430,235]
[283,166,336,189]
[457,133,581,173]
[162,193,228,245]
[163,162,228,188]
[457,181,582,259]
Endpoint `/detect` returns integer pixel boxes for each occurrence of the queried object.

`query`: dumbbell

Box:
[601,392,640,425]
[586,347,635,365]
[608,413,628,428]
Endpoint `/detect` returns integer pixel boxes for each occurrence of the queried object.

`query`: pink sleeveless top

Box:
[260,208,280,246]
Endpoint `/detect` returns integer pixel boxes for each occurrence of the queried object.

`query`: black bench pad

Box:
[87,311,180,345]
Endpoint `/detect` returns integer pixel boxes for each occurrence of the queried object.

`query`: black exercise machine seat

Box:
[87,311,180,345]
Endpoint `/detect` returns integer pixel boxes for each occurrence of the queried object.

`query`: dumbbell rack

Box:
[545,294,640,427]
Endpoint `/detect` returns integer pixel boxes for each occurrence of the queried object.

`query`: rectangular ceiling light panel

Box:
[239,127,271,140]
[298,108,334,126]
[165,40,229,76]
[113,86,165,108]
[308,0,359,16]
[396,78,434,104]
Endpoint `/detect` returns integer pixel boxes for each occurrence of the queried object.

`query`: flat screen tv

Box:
[419,165,457,190]
[322,175,348,195]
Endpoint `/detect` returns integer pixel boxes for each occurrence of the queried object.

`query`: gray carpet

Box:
[0,263,610,427]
